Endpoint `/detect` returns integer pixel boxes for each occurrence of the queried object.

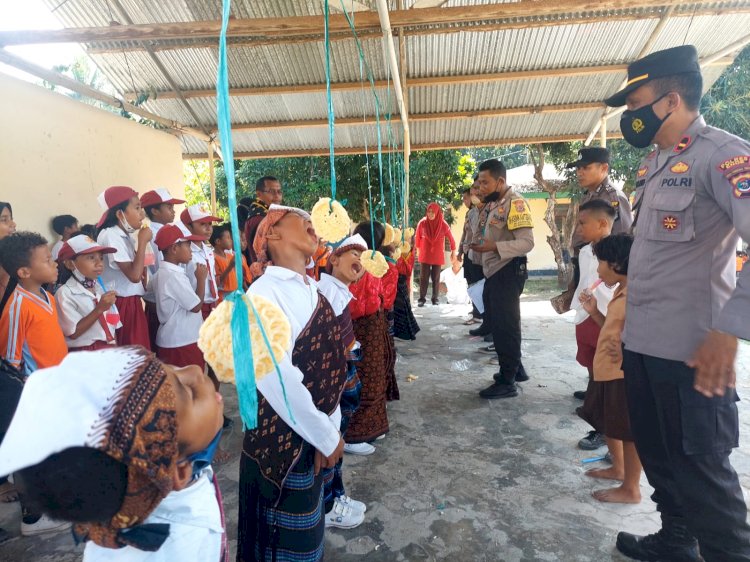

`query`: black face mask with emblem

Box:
[620,93,671,149]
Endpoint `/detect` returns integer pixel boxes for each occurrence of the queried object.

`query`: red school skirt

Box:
[157,343,206,370]
[115,296,151,351]
[201,302,217,321]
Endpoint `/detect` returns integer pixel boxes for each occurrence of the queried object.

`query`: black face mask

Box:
[620,93,671,149]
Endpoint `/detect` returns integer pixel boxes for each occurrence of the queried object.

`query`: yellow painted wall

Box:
[448,197,570,272]
[0,73,185,241]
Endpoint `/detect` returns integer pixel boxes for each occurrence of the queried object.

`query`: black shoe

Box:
[469,326,490,337]
[478,345,495,354]
[479,382,518,399]
[616,530,703,561]
[515,366,530,382]
[431,299,439,305]
[573,390,586,400]
[578,430,606,450]
[483,333,494,342]
[418,300,426,308]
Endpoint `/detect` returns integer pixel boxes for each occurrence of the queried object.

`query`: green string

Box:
[217,0,294,429]
[324,0,337,203]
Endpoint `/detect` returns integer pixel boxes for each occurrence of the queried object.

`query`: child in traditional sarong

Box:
[239,205,347,562]
[318,234,368,529]
[393,240,420,341]
[0,347,227,561]
[345,222,391,449]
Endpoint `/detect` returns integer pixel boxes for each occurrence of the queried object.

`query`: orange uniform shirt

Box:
[1,286,67,375]
[214,251,252,300]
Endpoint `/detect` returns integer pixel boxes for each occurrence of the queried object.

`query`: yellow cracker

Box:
[198,294,291,384]
[383,223,395,246]
[361,250,389,278]
[310,198,351,244]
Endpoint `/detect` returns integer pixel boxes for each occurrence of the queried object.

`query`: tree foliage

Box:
[701,44,750,140]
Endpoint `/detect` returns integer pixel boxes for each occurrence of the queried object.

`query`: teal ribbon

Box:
[217,0,293,430]
[324,0,337,204]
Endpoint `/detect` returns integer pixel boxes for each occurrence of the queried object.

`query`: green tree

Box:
[701,44,750,140]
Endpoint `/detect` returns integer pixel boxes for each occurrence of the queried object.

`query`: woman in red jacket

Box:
[415,203,456,306]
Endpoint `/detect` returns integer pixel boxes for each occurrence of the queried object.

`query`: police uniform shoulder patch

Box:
[729,172,750,199]
[670,161,689,174]
[507,199,533,230]
[674,136,692,153]
[717,155,750,174]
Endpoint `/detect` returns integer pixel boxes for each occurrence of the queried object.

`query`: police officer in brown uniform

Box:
[470,159,534,399]
[568,147,633,250]
[605,45,750,561]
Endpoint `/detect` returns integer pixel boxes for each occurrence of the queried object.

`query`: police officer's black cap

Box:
[566,147,610,169]
[604,45,701,107]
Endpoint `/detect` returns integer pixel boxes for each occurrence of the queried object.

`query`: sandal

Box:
[462,318,478,325]
[0,482,18,503]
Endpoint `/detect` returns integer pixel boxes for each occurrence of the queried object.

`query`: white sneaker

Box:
[21,514,71,537]
[325,497,365,529]
[375,434,386,441]
[343,442,375,456]
[337,494,366,513]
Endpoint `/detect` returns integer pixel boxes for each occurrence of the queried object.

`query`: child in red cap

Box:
[95,186,152,350]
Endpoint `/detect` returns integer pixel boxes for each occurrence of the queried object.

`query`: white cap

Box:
[180,204,220,225]
[57,234,116,261]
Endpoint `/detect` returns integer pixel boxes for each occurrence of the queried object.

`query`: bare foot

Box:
[592,486,641,504]
[585,467,624,481]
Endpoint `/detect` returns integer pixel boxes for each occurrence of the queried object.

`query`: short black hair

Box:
[477,159,507,180]
[651,72,703,111]
[51,215,78,236]
[353,221,385,253]
[0,202,12,217]
[255,176,279,192]
[98,200,132,234]
[15,447,127,524]
[593,233,634,275]
[143,202,169,221]
[579,199,617,221]
[0,231,49,279]
[79,224,97,239]
[209,223,231,246]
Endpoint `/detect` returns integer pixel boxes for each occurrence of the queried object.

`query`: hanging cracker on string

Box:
[198,294,291,384]
[361,250,389,278]
[401,241,411,256]
[311,197,351,244]
[383,223,395,246]
[404,227,415,240]
[392,227,402,245]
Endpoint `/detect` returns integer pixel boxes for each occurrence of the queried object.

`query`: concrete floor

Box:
[2,286,750,561]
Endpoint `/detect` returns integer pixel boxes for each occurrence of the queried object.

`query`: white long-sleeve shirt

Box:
[571,243,615,325]
[247,266,341,457]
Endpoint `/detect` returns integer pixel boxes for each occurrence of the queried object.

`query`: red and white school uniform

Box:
[153,261,205,369]
[56,276,121,351]
[143,220,167,351]
[97,226,151,350]
[186,240,219,320]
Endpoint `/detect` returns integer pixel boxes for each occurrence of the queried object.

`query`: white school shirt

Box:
[439,267,471,305]
[571,243,615,325]
[248,266,342,457]
[55,276,121,347]
[153,262,202,349]
[51,240,63,261]
[185,242,218,305]
[83,469,223,562]
[97,227,146,297]
[317,273,353,316]
[143,221,166,304]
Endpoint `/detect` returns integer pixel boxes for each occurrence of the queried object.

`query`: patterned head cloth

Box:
[0,347,179,551]
[332,233,368,257]
[251,204,311,278]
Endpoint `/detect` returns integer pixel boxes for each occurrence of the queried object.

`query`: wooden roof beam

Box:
[0,1,736,46]
[83,6,750,55]
[182,133,625,160]
[125,58,733,101]
[231,102,604,132]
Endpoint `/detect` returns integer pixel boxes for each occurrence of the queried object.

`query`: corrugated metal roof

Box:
[30,0,750,156]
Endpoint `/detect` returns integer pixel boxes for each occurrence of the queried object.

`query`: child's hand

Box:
[137,226,153,245]
[580,291,598,314]
[195,263,209,283]
[97,291,117,311]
